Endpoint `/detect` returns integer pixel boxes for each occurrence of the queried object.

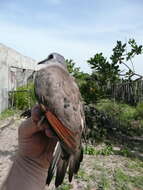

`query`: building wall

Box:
[0,43,37,113]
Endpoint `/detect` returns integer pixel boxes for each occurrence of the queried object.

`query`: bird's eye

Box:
[47,54,54,60]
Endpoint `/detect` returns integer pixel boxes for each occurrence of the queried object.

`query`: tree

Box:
[66,59,93,103]
[88,39,143,82]
[88,53,120,86]
[66,59,81,77]
[65,39,143,103]
[110,39,143,79]
[87,39,143,101]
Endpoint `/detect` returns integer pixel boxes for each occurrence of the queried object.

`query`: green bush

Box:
[119,104,137,120]
[96,99,121,118]
[12,83,36,110]
[96,99,137,121]
[117,104,137,128]
[136,102,143,119]
[84,145,114,156]
[84,145,96,155]
[94,98,143,137]
[96,99,137,122]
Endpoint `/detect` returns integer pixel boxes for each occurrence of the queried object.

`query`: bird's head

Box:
[37,53,67,70]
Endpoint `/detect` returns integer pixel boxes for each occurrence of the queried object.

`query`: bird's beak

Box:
[37,58,49,65]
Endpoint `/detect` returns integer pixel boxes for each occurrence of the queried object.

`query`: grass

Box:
[117,147,133,157]
[84,145,114,156]
[57,183,73,190]
[46,148,143,189]
[96,99,137,121]
[114,168,143,190]
[73,155,143,190]
[81,144,143,190]
[0,108,19,120]
[75,169,91,181]
[98,171,111,190]
[127,159,143,170]
[84,144,142,160]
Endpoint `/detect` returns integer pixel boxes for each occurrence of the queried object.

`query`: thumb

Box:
[18,118,43,138]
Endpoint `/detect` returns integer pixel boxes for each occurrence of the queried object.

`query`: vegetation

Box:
[87,39,143,101]
[10,82,36,110]
[57,183,73,190]
[84,144,114,156]
[66,59,92,103]
[0,108,19,120]
[96,99,143,134]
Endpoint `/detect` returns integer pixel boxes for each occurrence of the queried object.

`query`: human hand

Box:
[18,105,57,169]
[0,105,57,190]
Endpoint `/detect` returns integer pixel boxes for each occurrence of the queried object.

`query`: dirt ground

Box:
[0,115,143,190]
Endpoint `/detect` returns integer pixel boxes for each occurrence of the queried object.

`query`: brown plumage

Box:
[34,53,85,187]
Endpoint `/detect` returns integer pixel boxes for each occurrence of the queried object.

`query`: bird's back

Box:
[35,65,84,135]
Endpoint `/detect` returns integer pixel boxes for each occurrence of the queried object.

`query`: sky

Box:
[0,0,143,74]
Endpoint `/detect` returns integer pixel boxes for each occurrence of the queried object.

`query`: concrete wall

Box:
[0,43,37,113]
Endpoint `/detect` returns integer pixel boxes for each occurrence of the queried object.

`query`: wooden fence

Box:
[110,79,143,105]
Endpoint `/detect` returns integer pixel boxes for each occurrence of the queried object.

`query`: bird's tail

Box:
[55,156,69,187]
[68,145,83,182]
[46,142,61,185]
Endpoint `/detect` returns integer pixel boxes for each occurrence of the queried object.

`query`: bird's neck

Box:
[35,61,67,72]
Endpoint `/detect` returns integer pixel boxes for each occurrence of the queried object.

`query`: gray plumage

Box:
[34,53,85,187]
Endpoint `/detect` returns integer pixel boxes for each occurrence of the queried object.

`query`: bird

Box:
[34,53,85,187]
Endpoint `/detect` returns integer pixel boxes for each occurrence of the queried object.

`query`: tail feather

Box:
[46,142,61,185]
[74,147,83,173]
[68,146,83,182]
[46,144,83,187]
[55,158,69,187]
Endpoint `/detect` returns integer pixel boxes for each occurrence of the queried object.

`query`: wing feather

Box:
[45,111,76,154]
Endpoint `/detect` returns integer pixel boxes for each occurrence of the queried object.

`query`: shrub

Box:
[96,99,121,118]
[96,99,137,124]
[86,99,142,139]
[11,83,36,110]
[136,102,143,119]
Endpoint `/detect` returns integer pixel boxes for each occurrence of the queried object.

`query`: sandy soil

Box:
[0,115,22,186]
[0,116,52,189]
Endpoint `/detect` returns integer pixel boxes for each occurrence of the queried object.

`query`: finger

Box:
[19,118,46,138]
[45,127,58,139]
[31,105,44,124]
